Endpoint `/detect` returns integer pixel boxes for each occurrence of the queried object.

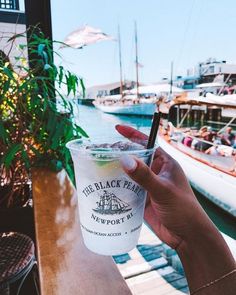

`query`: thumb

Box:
[120,155,165,196]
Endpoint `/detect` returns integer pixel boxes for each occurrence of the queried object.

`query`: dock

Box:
[114,223,189,295]
[114,223,236,295]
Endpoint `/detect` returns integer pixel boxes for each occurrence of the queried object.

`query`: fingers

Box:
[116,125,189,189]
[120,155,166,196]
[115,125,148,146]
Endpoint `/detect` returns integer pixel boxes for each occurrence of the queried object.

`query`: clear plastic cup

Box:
[66,139,155,256]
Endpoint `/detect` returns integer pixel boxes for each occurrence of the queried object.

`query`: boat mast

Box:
[170,61,173,95]
[118,25,123,98]
[135,21,139,100]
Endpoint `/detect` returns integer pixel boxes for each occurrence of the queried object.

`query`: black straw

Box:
[147,112,161,149]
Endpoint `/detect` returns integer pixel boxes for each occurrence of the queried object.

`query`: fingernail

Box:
[120,155,137,172]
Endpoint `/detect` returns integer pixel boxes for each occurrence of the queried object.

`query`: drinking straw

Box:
[147,112,161,149]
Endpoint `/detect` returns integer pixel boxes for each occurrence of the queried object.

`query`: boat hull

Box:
[78,98,95,106]
[93,102,156,116]
[158,136,236,217]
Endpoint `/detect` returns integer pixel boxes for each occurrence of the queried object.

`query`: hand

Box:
[116,124,215,249]
[116,124,236,294]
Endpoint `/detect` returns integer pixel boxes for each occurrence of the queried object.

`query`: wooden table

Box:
[32,168,132,295]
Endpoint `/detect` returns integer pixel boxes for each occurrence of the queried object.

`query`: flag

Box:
[137,62,144,68]
[61,25,115,49]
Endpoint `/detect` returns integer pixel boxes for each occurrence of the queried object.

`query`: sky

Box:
[50,0,236,88]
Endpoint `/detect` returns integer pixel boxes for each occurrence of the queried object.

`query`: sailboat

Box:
[93,190,132,215]
[93,23,158,116]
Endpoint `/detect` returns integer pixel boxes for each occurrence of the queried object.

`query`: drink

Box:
[66,139,154,255]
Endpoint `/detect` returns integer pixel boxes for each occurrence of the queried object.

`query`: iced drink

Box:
[66,139,154,256]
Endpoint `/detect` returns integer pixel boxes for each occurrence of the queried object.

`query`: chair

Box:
[0,232,39,295]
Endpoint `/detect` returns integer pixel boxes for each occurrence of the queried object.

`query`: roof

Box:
[196,82,225,89]
[128,84,183,95]
[87,80,144,93]
[176,76,200,81]
[174,93,236,109]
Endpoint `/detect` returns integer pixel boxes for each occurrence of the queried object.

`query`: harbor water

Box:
[76,105,236,240]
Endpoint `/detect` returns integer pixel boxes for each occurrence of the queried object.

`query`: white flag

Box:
[61,25,114,49]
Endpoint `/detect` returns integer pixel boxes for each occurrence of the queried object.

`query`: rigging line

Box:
[110,33,118,83]
[118,24,123,97]
[128,29,135,84]
[217,117,236,134]
[218,74,232,95]
[185,0,204,67]
[175,0,196,73]
[135,21,139,99]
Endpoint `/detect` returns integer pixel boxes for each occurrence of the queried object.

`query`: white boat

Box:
[93,84,183,116]
[93,24,183,117]
[93,97,157,116]
[158,94,236,217]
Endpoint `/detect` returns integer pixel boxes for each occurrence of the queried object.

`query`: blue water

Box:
[77,104,152,139]
[76,105,236,239]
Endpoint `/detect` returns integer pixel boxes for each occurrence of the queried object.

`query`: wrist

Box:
[176,221,235,292]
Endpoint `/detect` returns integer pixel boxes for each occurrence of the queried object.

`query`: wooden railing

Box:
[32,168,132,295]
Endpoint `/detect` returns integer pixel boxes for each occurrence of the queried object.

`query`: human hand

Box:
[116,124,236,294]
[116,124,214,250]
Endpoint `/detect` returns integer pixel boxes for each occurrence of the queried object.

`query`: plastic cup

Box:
[66,139,155,256]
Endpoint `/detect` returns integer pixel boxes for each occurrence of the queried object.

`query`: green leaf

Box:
[0,122,8,144]
[3,67,15,80]
[38,44,46,56]
[2,143,22,168]
[7,33,25,42]
[80,78,86,98]
[44,64,52,70]
[75,125,89,138]
[19,44,27,50]
[58,66,64,85]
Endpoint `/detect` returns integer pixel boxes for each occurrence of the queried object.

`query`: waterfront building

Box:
[0,0,26,67]
[174,58,236,91]
[86,80,140,99]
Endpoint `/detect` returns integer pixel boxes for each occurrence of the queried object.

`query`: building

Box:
[174,58,236,90]
[174,75,199,90]
[199,59,236,85]
[187,58,236,85]
[86,80,140,99]
[0,0,26,67]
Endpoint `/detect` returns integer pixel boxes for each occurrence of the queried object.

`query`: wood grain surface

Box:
[32,168,132,295]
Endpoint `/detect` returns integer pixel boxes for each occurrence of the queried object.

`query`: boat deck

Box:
[114,223,188,294]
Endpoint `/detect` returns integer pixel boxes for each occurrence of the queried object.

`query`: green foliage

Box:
[0,29,88,207]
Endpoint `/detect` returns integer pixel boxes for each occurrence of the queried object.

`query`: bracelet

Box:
[190,268,236,295]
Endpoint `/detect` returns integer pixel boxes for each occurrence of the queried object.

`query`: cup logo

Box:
[93,190,132,215]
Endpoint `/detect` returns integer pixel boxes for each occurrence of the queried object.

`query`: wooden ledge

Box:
[32,168,131,295]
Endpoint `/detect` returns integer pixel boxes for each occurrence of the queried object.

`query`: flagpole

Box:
[135,21,139,101]
[118,25,123,99]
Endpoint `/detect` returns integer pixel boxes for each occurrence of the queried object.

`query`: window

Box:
[208,66,215,74]
[0,0,19,10]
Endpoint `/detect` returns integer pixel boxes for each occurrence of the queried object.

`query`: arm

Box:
[117,125,236,295]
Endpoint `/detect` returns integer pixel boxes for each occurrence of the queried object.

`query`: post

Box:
[24,0,55,100]
[24,0,53,68]
[177,105,180,127]
[170,61,173,95]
